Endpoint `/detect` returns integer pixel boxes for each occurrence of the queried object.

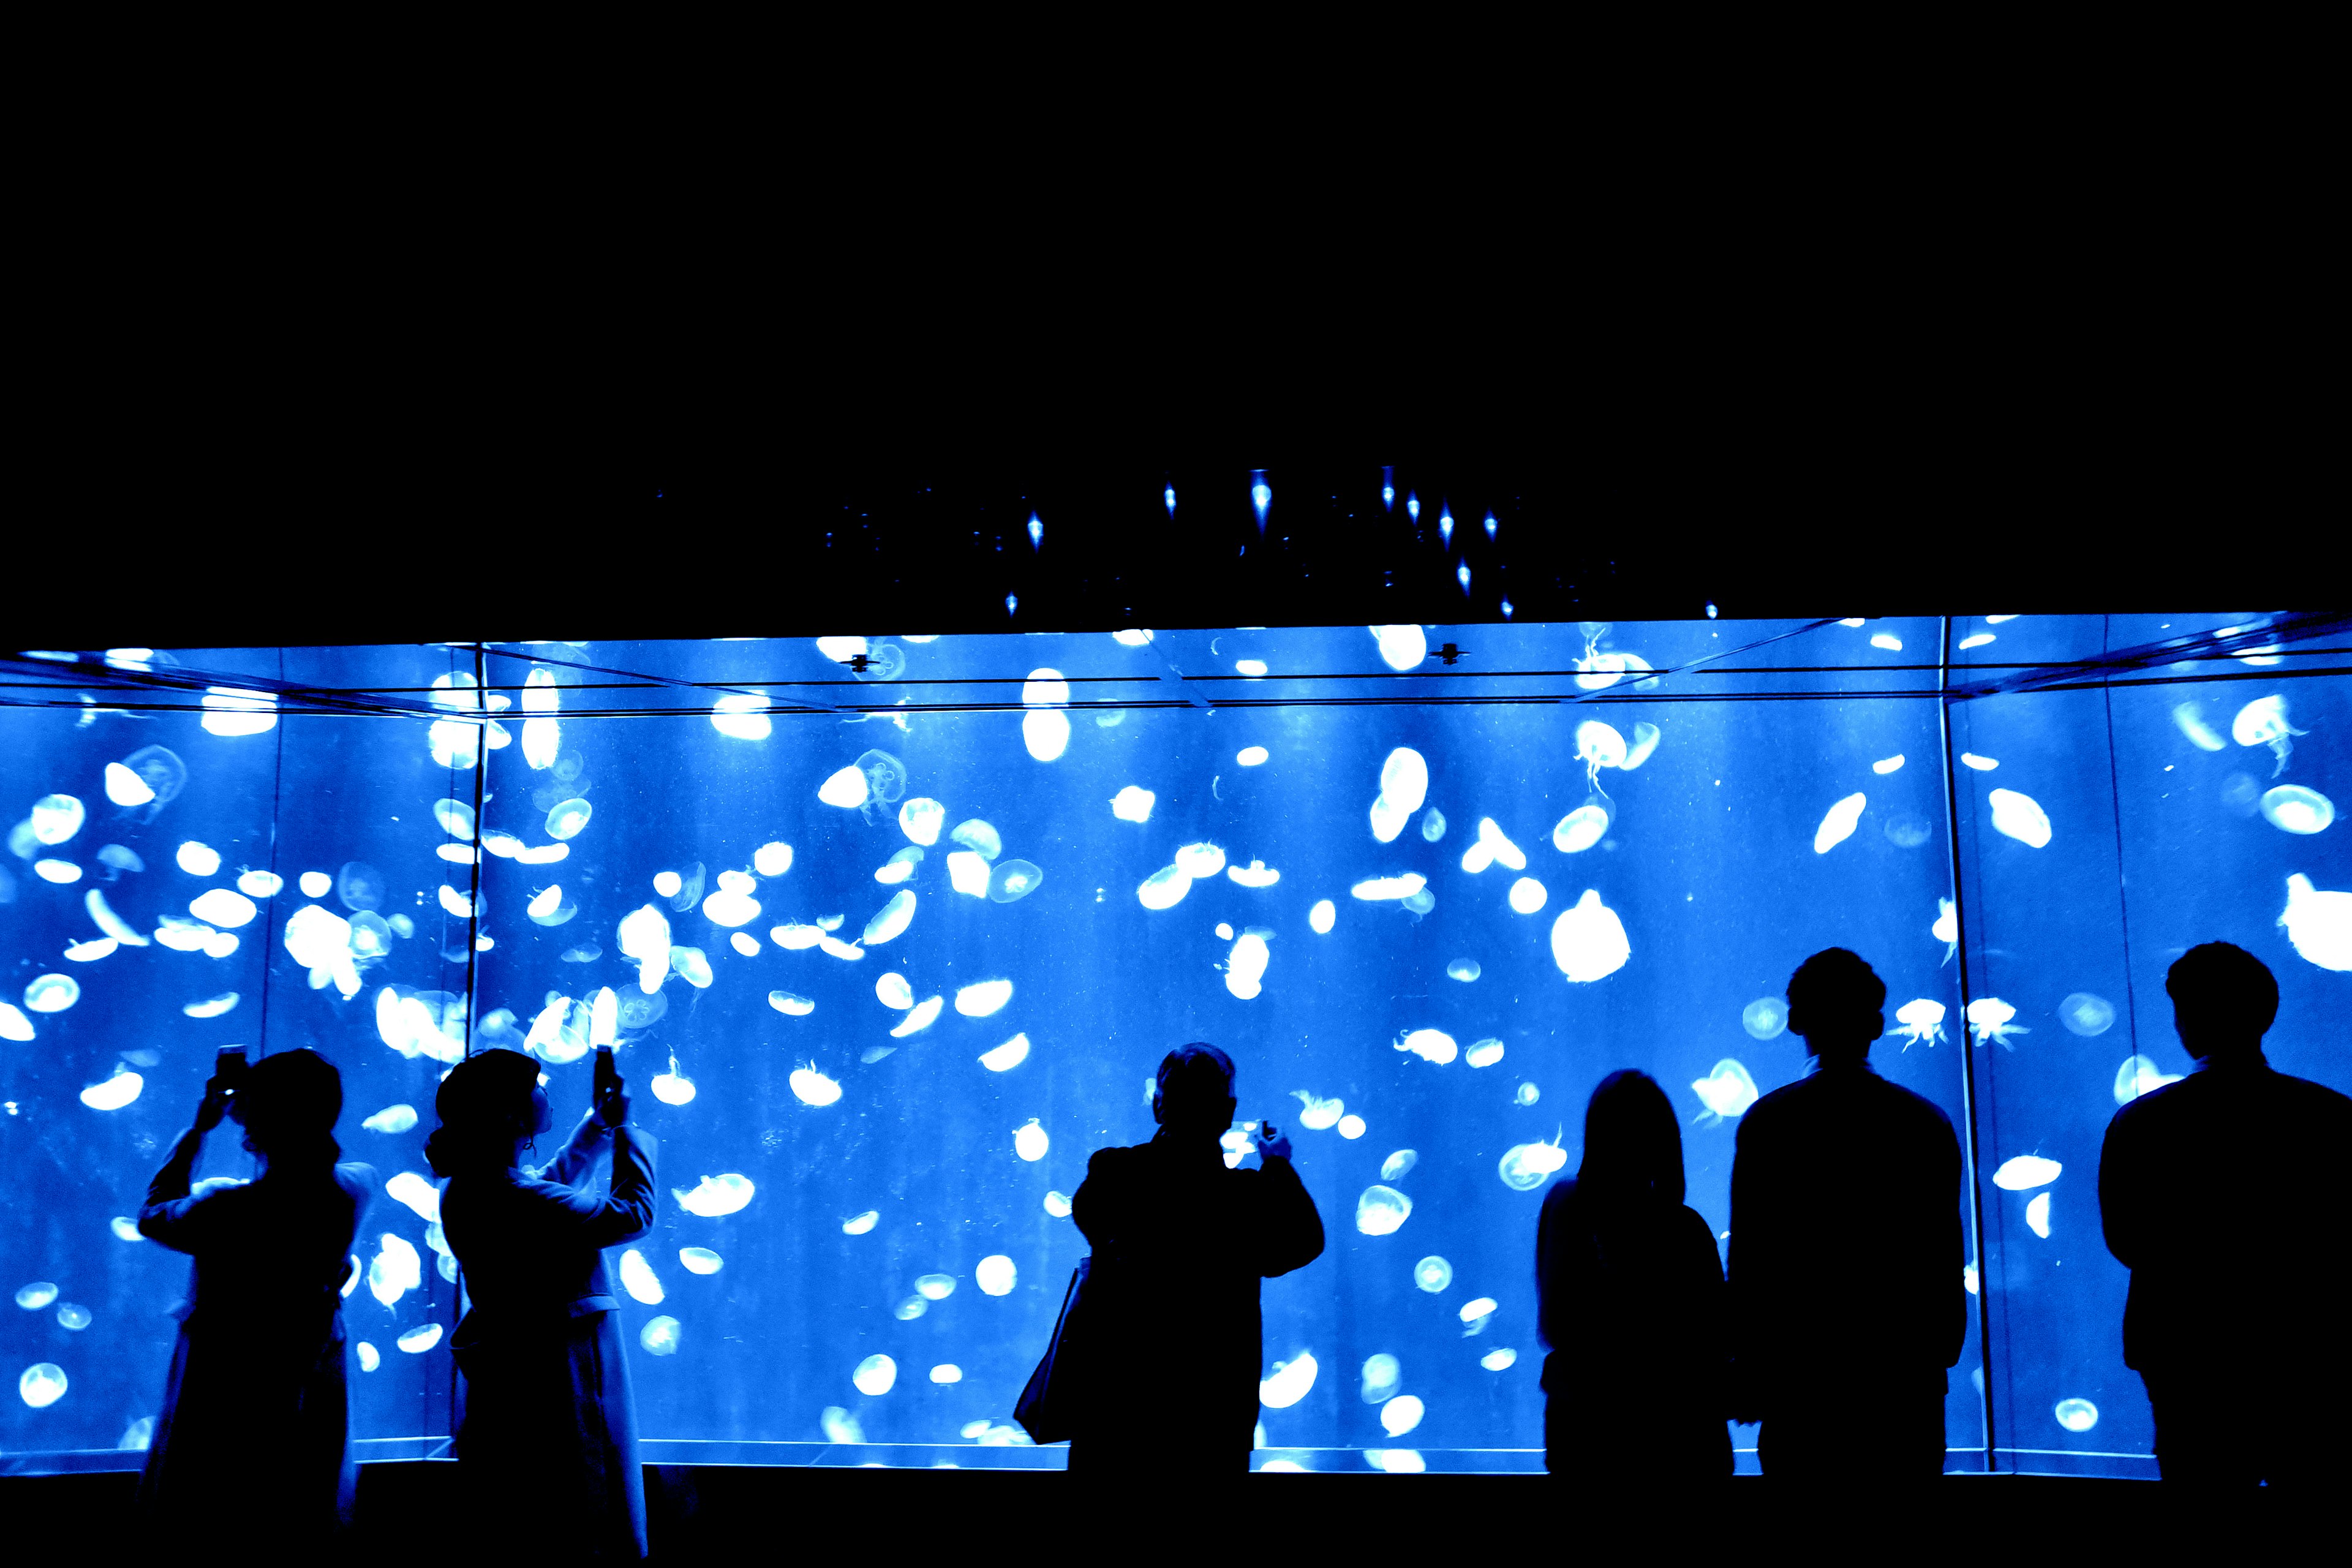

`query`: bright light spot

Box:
[1259,1352,1318,1408]
[1993,1155,2062,1190]
[79,1070,142,1110]
[2026,1192,2052,1238]
[176,842,222,876]
[1507,877,1547,914]
[1110,786,1156,824]
[1871,633,1903,651]
[619,1250,665,1304]
[979,1034,1030,1072]
[1550,889,1630,982]
[710,693,773,741]
[1308,899,1335,934]
[1873,755,1906,775]
[672,1174,756,1218]
[1355,1186,1412,1236]
[1237,746,1270,766]
[1988,789,2053,848]
[955,978,1012,1017]
[1814,793,1867,854]
[1013,1119,1049,1161]
[2054,1398,2098,1433]
[754,842,794,876]
[1691,1060,1760,1118]
[976,1255,1017,1296]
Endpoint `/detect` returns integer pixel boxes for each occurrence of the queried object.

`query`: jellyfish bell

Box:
[988,859,1043,902]
[121,745,188,813]
[1741,997,1788,1039]
[856,750,908,813]
[2231,695,2306,776]
[2260,785,2334,836]
[951,819,1003,861]
[1575,721,1627,770]
[337,861,386,912]
[1553,804,1609,854]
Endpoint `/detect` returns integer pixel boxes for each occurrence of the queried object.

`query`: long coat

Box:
[135,1131,375,1546]
[441,1116,657,1561]
[1068,1132,1325,1471]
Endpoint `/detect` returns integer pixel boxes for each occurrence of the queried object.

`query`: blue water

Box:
[1,617,2343,1474]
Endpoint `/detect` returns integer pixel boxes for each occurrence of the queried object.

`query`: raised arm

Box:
[535,1109,614,1191]
[137,1080,232,1252]
[1251,1146,1325,1278]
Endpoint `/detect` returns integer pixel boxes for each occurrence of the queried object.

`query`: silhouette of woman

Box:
[1536,1069,1732,1479]
[1068,1044,1325,1474]
[137,1048,377,1547]
[429,1048,656,1559]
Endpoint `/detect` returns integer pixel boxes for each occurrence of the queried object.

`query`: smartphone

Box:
[214,1046,249,1095]
[593,1046,618,1106]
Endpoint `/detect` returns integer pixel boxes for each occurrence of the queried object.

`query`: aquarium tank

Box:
[2,615,2343,1477]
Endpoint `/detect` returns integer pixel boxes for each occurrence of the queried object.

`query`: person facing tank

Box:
[2098,941,2352,1486]
[1536,1069,1732,1480]
[428,1047,657,1558]
[1728,948,1965,1478]
[136,1047,377,1548]
[1068,1044,1325,1472]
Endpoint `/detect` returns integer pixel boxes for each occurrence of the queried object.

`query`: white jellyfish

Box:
[1966,997,2030,1049]
[1137,864,1193,911]
[2054,1398,2098,1433]
[1110,786,1156,824]
[1394,1029,1458,1066]
[1372,625,1427,670]
[1575,722,1627,771]
[790,1065,843,1107]
[2025,1193,2052,1238]
[1380,1395,1425,1436]
[1507,877,1548,915]
[1355,1186,1412,1236]
[1873,755,1907,775]
[25,974,81,1014]
[1992,1155,2062,1190]
[2279,873,2352,971]
[1986,789,2053,848]
[898,797,946,845]
[2231,695,2306,777]
[852,1354,897,1396]
[1813,793,1867,854]
[673,1174,757,1218]
[619,1250,665,1305]
[1413,1256,1453,1293]
[1498,1136,1569,1191]
[1259,1351,1319,1408]
[1691,1060,1760,1121]
[1013,1119,1050,1161]
[29,794,85,845]
[1380,748,1430,815]
[976,1255,1017,1295]
[1226,860,1280,889]
[1549,890,1630,982]
[978,1034,1030,1072]
[1360,1353,1402,1403]
[890,996,943,1037]
[956,979,1013,1017]
[842,1212,879,1235]
[2172,702,2228,752]
[2112,1055,2184,1104]
[1308,899,1336,934]
[1888,998,1947,1049]
[862,890,916,946]
[2060,993,2117,1036]
[1741,998,1787,1039]
[1292,1091,1344,1130]
[2260,785,2334,835]
[948,851,994,898]
[1553,805,1608,854]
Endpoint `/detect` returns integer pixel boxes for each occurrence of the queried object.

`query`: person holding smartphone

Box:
[136,1047,377,1547]
[429,1046,655,1559]
[1067,1043,1325,1474]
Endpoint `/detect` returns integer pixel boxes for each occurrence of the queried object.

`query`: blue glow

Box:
[1439,511,1454,548]
[1706,603,1719,620]
[1005,594,1017,616]
[1163,486,1176,518]
[1457,563,1471,592]
[1381,467,1395,509]
[1250,476,1271,521]
[1501,599,1515,620]
[1483,513,1498,541]
[1027,515,1042,549]
[1406,494,1420,521]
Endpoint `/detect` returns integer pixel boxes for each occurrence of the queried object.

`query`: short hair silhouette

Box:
[425,1048,544,1176]
[1577,1069,1685,1205]
[233,1048,342,1163]
[1155,1043,1236,1118]
[1785,947,1887,1026]
[2165,941,2279,1033]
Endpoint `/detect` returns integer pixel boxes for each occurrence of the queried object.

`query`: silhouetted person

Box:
[430,1048,656,1559]
[1537,1069,1733,1480]
[2099,942,2352,1486]
[1730,948,1964,1478]
[1068,1044,1325,1474]
[137,1049,376,1548]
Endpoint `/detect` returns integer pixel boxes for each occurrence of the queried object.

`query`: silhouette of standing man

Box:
[2098,942,2351,1486]
[1069,1044,1324,1474]
[1730,949,1965,1478]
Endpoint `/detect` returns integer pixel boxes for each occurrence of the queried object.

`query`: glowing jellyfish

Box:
[666,947,713,990]
[1550,890,1630,982]
[617,904,673,993]
[97,845,146,876]
[1986,789,2052,848]
[2261,785,2334,835]
[1622,722,1662,771]
[1691,1060,1759,1121]
[121,745,187,810]
[1379,1395,1426,1437]
[915,1273,957,1301]
[650,1055,696,1105]
[1741,998,1789,1040]
[976,1255,1017,1295]
[1226,860,1280,890]
[110,1217,140,1242]
[1293,1092,1344,1130]
[2053,1398,2098,1434]
[1381,1151,1419,1183]
[1373,625,1427,670]
[1994,1155,2062,1190]
[31,859,80,884]
[706,692,772,741]
[1967,997,2030,1049]
[1458,1297,1499,1333]
[951,821,1003,863]
[64,938,116,962]
[188,889,258,930]
[1360,1354,1401,1403]
[2231,695,2305,777]
[0,1003,34,1041]
[1379,748,1430,815]
[29,794,85,846]
[287,870,322,897]
[1460,817,1525,874]
[25,974,80,1014]
[1871,634,1903,652]
[1507,877,1548,914]
[1446,958,1482,983]
[1552,805,1608,854]
[104,763,154,807]
[875,847,923,886]
[1959,753,1999,771]
[1414,1256,1453,1293]
[673,1174,757,1217]
[821,1406,865,1443]
[386,1172,441,1223]
[20,1363,68,1409]
[1514,1084,1540,1106]
[1873,755,1907,775]
[2278,873,2352,971]
[1044,1191,1072,1218]
[2113,1055,2184,1104]
[931,1365,964,1384]
[956,979,1013,1017]
[842,1212,879,1235]
[639,1317,682,1356]
[861,890,916,947]
[1138,864,1193,911]
[728,932,759,957]
[1417,808,1448,844]
[1308,900,1336,934]
[2060,993,2116,1036]
[1013,1119,1050,1161]
[368,1234,422,1307]
[362,1105,417,1134]
[1351,872,1427,902]
[1259,1352,1319,1408]
[1575,722,1627,771]
[819,765,870,810]
[2025,1193,2052,1238]
[1885,813,1934,849]
[1814,793,1867,854]
[1498,1136,1569,1191]
[1225,932,1271,1000]
[1395,1030,1458,1065]
[2170,701,2228,751]
[1889,998,1947,1049]
[789,1064,843,1108]
[355,1344,380,1373]
[544,799,592,842]
[872,973,913,1011]
[989,859,1043,902]
[979,1034,1030,1072]
[1023,709,1072,763]
[680,1247,723,1275]
[891,996,943,1037]
[1457,1041,1502,1072]
[1110,786,1155,824]
[619,1250,665,1305]
[427,721,480,769]
[1355,1186,1412,1236]
[177,841,222,876]
[1482,1348,1520,1371]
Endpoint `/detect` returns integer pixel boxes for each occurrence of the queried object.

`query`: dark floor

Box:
[2,1463,2297,1559]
